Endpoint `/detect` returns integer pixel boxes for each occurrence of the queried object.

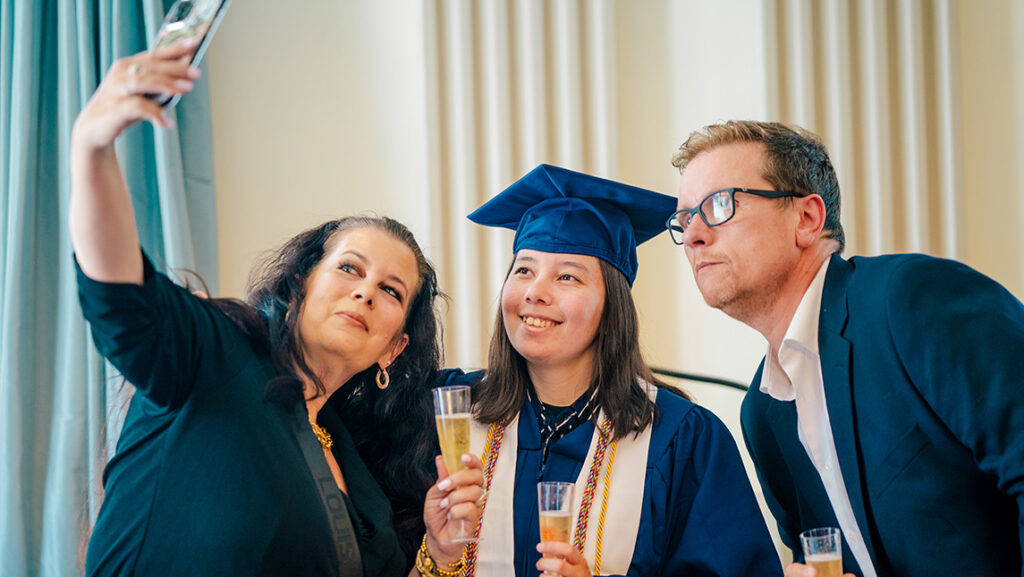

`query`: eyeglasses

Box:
[665,187,802,245]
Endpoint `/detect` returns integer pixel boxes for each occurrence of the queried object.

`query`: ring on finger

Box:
[475,488,488,508]
[121,63,141,95]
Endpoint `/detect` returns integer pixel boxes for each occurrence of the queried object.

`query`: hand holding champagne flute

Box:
[536,482,595,576]
[432,385,477,543]
[537,482,574,556]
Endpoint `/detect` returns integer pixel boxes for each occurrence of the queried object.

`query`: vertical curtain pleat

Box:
[784,0,816,128]
[586,0,615,177]
[551,0,582,167]
[2,4,49,575]
[514,0,547,168]
[439,0,484,364]
[897,0,927,252]
[479,0,514,315]
[858,0,895,254]
[422,0,444,274]
[769,0,959,259]
[763,0,783,119]
[933,0,961,258]
[822,0,859,250]
[426,0,616,368]
[1,1,217,574]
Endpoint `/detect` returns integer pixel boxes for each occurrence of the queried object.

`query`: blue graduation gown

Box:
[442,370,782,576]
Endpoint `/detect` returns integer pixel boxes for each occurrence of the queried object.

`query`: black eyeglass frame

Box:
[665,187,802,245]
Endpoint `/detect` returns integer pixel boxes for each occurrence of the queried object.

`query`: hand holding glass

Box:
[537,482,574,558]
[433,385,474,543]
[800,527,843,577]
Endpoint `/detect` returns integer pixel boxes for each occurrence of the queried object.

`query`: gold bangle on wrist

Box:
[415,534,466,577]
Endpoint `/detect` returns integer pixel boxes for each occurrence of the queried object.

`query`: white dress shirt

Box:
[759,258,877,577]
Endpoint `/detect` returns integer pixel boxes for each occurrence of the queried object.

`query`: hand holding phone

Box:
[149,0,231,108]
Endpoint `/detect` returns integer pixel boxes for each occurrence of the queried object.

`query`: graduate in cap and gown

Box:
[439,165,783,577]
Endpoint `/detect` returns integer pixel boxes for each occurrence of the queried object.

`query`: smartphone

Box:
[148,0,231,109]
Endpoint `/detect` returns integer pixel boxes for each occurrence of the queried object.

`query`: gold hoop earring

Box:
[376,365,390,390]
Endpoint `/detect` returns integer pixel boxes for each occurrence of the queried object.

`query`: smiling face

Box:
[297,227,417,379]
[500,249,605,374]
[676,141,804,323]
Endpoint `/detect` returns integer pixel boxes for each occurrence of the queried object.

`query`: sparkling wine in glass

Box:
[537,482,574,558]
[433,385,475,543]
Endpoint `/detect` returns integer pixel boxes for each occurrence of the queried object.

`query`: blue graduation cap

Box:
[468,164,677,286]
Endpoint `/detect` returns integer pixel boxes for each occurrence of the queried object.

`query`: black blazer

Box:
[741,253,1024,576]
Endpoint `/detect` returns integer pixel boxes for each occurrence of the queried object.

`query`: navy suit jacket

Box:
[741,253,1024,576]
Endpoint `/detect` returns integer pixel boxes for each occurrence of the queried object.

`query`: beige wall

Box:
[208,0,434,299]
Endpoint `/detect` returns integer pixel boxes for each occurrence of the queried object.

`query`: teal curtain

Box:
[0,1,218,575]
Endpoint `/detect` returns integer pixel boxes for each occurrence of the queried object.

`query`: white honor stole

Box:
[469,383,657,576]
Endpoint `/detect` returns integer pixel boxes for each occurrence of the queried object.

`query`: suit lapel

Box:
[819,255,878,565]
[765,397,835,524]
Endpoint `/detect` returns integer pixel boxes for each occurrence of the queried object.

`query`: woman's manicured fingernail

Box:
[437,479,451,491]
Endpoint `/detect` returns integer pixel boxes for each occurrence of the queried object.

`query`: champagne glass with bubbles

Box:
[433,385,474,543]
[537,482,574,557]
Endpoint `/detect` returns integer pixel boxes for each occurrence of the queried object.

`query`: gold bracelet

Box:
[415,534,466,577]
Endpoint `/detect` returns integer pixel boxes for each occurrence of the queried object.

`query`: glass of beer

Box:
[800,527,843,577]
[537,482,574,558]
[433,385,474,543]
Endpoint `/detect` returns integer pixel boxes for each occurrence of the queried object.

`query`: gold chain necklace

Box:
[309,416,333,450]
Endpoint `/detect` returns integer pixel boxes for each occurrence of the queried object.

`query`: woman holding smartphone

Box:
[439,165,783,576]
[72,39,481,576]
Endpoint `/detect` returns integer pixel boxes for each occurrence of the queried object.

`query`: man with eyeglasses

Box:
[669,120,1024,577]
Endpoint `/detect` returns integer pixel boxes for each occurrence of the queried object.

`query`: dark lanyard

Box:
[293,404,363,577]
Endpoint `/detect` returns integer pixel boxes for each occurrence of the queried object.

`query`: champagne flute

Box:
[537,482,574,558]
[800,527,843,577]
[433,385,474,543]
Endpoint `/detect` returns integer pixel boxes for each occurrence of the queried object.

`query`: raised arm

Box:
[69,37,201,283]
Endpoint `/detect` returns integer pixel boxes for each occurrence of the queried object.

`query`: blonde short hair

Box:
[672,120,845,253]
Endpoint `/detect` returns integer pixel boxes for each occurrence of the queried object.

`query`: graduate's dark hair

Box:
[215,216,444,562]
[473,257,684,441]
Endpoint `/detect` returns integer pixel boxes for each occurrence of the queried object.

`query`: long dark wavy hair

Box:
[473,257,685,441]
[212,216,444,561]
